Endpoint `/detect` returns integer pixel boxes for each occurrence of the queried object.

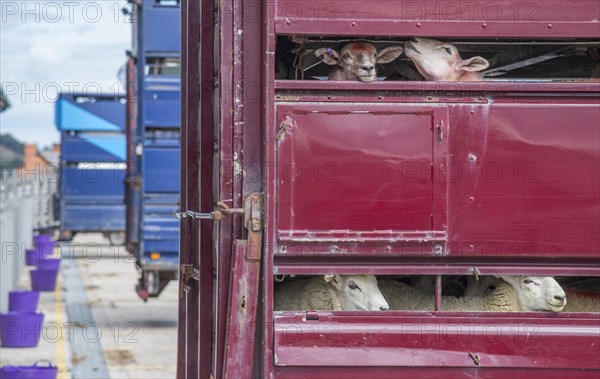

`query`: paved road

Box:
[76,235,178,378]
[1,233,178,378]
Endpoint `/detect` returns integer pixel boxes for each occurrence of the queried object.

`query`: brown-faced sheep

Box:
[314,43,404,82]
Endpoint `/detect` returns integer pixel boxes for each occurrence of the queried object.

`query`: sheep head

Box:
[314,43,404,82]
[323,274,389,311]
[499,275,566,312]
[404,37,489,81]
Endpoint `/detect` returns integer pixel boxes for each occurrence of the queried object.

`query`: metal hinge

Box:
[243,193,263,260]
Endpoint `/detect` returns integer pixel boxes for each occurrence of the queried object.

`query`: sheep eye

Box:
[523,279,533,284]
[342,54,350,60]
[443,47,452,55]
[348,283,360,291]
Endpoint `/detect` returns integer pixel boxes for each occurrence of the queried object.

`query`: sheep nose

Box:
[379,304,389,311]
[362,66,374,73]
[554,294,566,302]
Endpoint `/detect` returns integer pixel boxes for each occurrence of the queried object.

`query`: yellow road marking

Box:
[54,266,68,378]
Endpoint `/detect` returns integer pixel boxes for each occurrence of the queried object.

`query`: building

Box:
[0,87,10,113]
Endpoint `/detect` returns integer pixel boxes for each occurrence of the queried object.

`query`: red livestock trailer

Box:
[177,1,600,378]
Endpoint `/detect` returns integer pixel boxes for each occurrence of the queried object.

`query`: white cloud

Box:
[1,0,130,146]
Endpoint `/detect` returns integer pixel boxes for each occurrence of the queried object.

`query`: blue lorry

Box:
[125,0,181,299]
[55,93,126,243]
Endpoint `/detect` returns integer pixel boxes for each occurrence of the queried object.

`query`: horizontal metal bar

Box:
[275,80,600,93]
[293,38,600,46]
[277,230,447,243]
[273,263,600,277]
[276,19,600,39]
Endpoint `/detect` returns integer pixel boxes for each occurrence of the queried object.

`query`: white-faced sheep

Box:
[274,274,389,311]
[314,43,404,82]
[379,275,566,312]
[404,37,489,81]
[561,290,600,313]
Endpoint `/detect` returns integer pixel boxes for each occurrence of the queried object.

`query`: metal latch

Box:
[173,201,244,221]
[178,193,264,296]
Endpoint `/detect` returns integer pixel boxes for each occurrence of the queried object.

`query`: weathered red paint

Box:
[273,313,600,368]
[223,239,261,377]
[179,1,600,378]
[177,0,213,378]
[274,0,600,38]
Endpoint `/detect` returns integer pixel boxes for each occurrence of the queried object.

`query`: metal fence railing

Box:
[0,169,58,311]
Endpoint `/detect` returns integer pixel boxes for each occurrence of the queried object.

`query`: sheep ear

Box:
[497,275,520,286]
[315,48,342,66]
[323,275,334,282]
[324,275,343,289]
[375,46,404,64]
[458,56,490,72]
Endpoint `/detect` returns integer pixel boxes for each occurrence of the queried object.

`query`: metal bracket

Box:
[436,121,444,142]
[179,264,200,298]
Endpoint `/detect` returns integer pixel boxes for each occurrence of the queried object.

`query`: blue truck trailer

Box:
[125,0,181,299]
[55,93,126,243]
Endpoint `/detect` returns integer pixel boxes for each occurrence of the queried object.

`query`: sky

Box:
[0,0,130,148]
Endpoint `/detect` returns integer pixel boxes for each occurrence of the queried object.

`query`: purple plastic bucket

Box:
[29,270,58,292]
[36,242,56,256]
[24,249,40,266]
[8,291,39,313]
[36,258,60,271]
[25,248,55,266]
[0,312,44,348]
[0,360,57,379]
[33,234,52,246]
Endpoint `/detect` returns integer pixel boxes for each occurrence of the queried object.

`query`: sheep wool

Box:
[562,290,600,313]
[379,280,520,312]
[274,277,343,311]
